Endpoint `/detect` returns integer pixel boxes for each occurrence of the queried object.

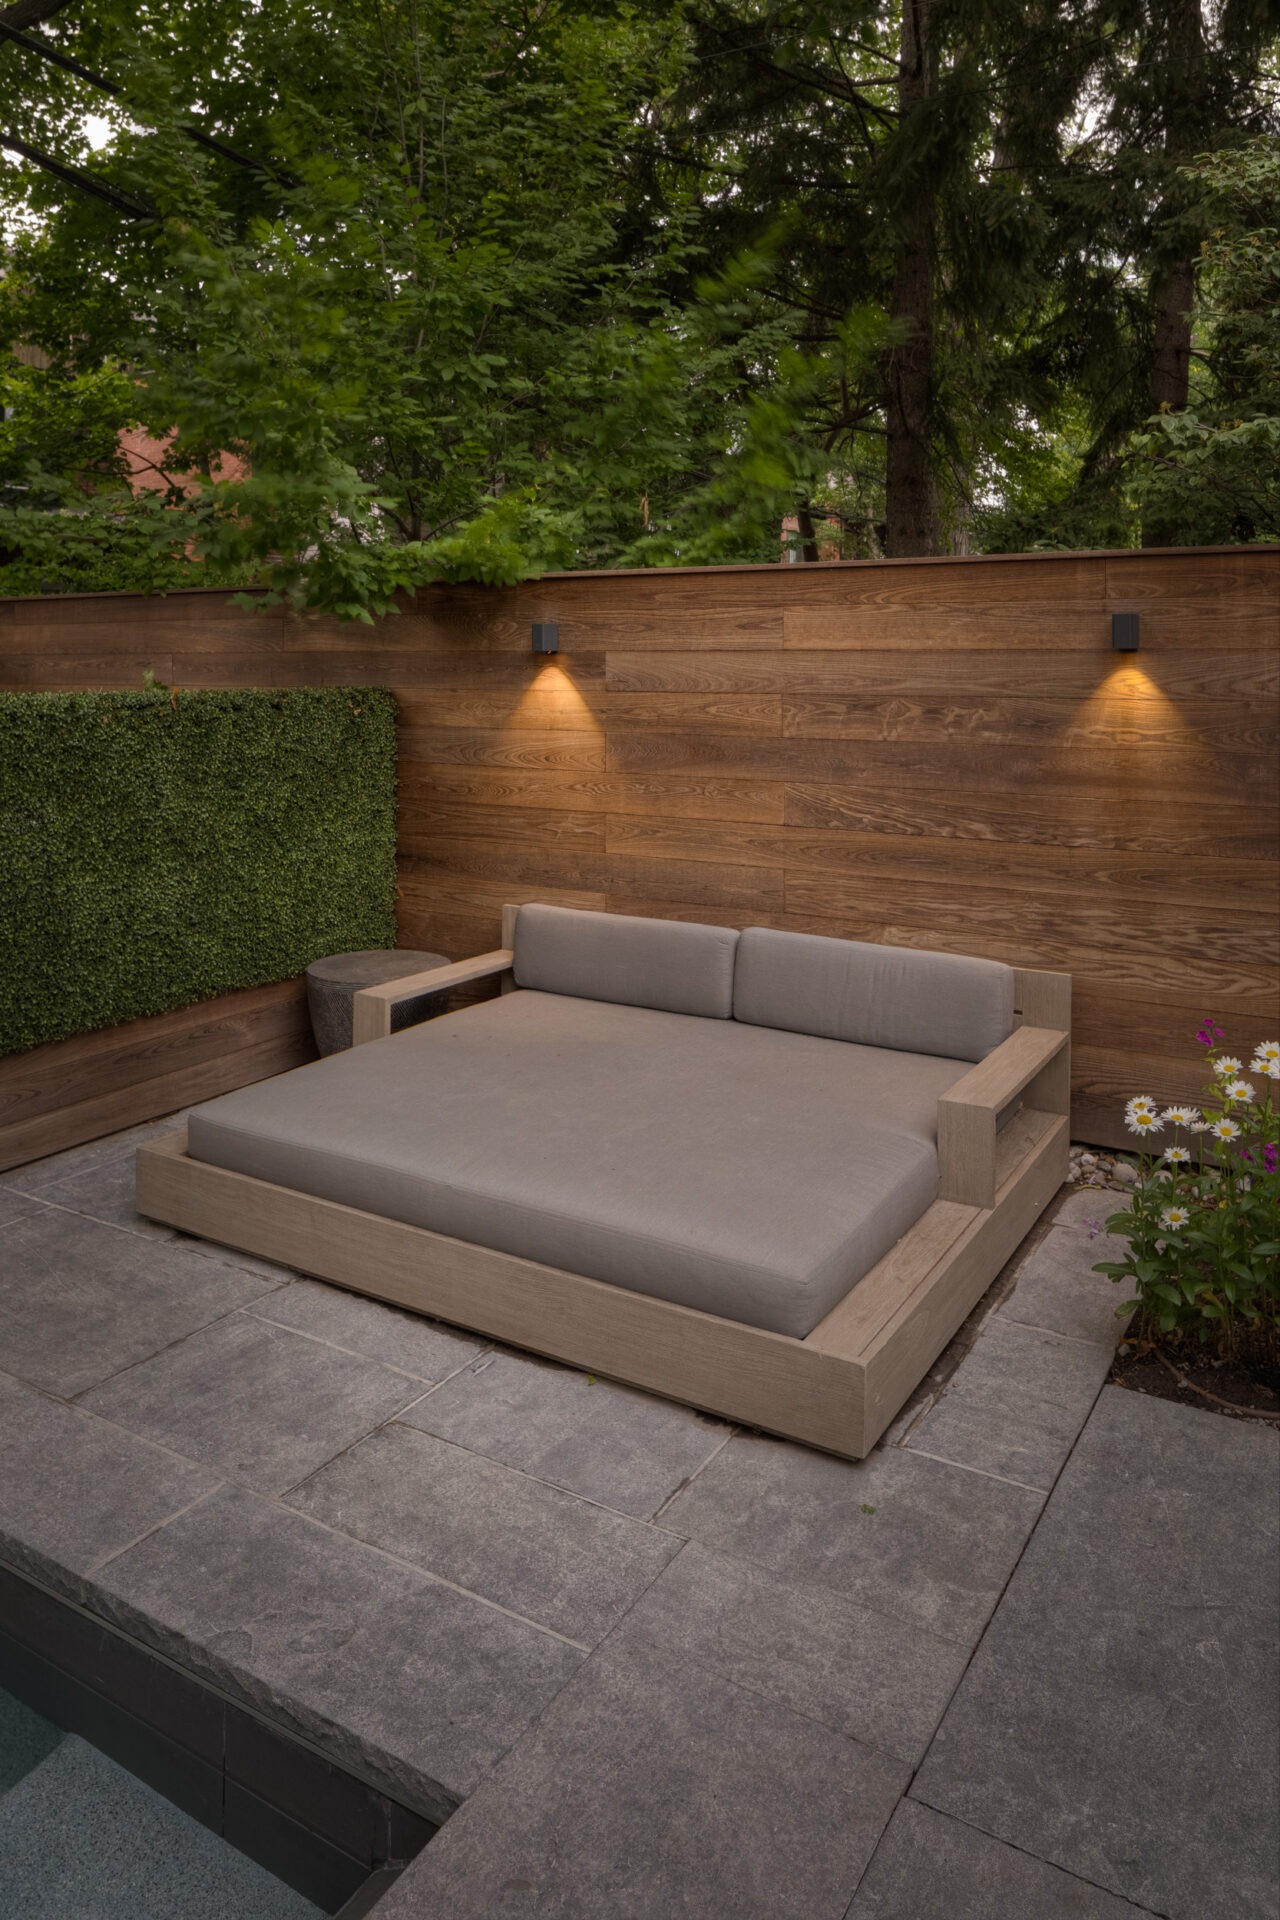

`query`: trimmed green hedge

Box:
[0,687,398,1056]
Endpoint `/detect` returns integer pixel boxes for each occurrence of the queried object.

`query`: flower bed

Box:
[1093,1025,1280,1420]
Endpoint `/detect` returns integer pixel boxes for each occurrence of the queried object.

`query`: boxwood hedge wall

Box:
[1,687,398,1056]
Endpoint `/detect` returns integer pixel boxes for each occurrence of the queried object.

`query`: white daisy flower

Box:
[1160,1207,1190,1230]
[1161,1105,1200,1127]
[1252,1058,1280,1081]
[1268,1061,1280,1081]
[1225,1080,1256,1102]
[1163,1145,1191,1164]
[1125,1108,1163,1137]
[1253,1041,1280,1064]
[1209,1117,1241,1142]
[1125,1095,1158,1119]
[1214,1056,1244,1077]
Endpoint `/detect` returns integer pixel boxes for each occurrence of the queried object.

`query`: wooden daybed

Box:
[136,905,1069,1459]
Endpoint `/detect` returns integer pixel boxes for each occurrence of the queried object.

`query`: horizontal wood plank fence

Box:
[2,545,1276,1162]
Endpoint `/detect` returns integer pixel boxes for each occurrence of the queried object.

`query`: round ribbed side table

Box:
[306,949,450,1055]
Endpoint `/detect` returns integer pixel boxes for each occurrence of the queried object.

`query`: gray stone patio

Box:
[1,1118,1277,1918]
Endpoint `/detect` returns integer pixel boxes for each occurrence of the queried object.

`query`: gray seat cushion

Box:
[733,926,1015,1063]
[186,992,969,1339]
[513,904,738,1019]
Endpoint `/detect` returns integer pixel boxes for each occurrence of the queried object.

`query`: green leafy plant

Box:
[0,687,397,1054]
[1092,1025,1280,1358]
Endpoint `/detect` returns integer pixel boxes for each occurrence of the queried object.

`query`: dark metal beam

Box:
[0,1,76,28]
[0,129,151,215]
[0,14,286,180]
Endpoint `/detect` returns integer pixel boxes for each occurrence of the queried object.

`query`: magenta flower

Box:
[1265,1143,1279,1174]
[1196,1018,1225,1048]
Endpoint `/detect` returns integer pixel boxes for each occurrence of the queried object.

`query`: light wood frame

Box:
[136,919,1069,1459]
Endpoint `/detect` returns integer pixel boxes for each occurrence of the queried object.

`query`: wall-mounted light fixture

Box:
[1111,612,1140,653]
[532,622,559,656]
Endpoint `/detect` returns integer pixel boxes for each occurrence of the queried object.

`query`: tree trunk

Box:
[885,0,939,557]
[795,501,821,563]
[1151,256,1196,414]
[1142,0,1205,547]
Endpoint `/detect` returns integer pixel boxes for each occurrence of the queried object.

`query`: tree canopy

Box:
[0,0,1275,614]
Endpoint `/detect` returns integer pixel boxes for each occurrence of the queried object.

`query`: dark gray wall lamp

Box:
[532,622,559,655]
[1111,612,1140,652]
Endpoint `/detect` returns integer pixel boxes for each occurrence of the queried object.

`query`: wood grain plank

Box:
[0,1025,314,1171]
[779,649,1280,702]
[786,604,1278,651]
[781,886,1277,1002]
[602,814,1263,909]
[782,691,1275,752]
[1071,986,1280,1056]
[785,603,1110,650]
[605,652,784,694]
[399,727,606,771]
[604,855,784,912]
[602,897,779,931]
[782,557,1107,616]
[604,774,785,824]
[784,781,1279,855]
[0,653,176,689]
[607,728,1275,800]
[399,801,604,855]
[395,688,610,731]
[601,644,1279,709]
[0,981,310,1125]
[398,841,613,893]
[398,765,611,812]
[1105,550,1280,605]
[602,693,782,734]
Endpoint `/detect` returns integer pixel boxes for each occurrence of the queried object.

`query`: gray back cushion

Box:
[513,905,739,1019]
[733,927,1015,1062]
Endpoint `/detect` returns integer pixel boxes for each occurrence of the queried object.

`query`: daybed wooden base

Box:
[136,958,1069,1458]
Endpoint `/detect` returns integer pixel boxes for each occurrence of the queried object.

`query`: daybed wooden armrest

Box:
[938,1025,1069,1211]
[352,948,514,1045]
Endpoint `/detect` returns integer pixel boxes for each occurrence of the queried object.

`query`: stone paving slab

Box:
[0,1133,138,1196]
[609,1540,970,1766]
[89,1484,586,1826]
[934,1313,1116,1417]
[0,1190,45,1229]
[846,1801,1154,1919]
[372,1638,909,1920]
[913,1388,1280,1920]
[1051,1188,1133,1234]
[0,1370,218,1599]
[246,1278,486,1382]
[35,1154,177,1241]
[661,1432,1044,1645]
[905,1390,1084,1492]
[401,1348,730,1519]
[998,1223,1131,1348]
[0,1208,277,1399]
[0,1116,187,1194]
[78,1314,427,1497]
[906,1316,1115,1492]
[287,1422,681,1646]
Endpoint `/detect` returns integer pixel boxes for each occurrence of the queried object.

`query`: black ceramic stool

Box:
[306,949,451,1055]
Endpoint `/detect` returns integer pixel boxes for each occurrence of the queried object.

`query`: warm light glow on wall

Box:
[510,660,604,733]
[1068,661,1196,752]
